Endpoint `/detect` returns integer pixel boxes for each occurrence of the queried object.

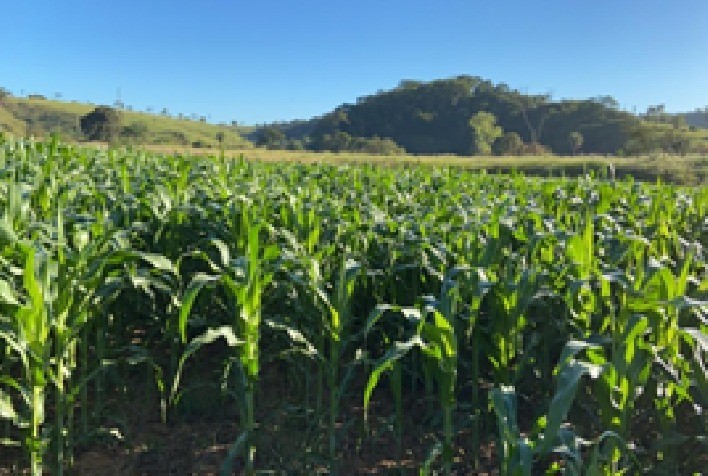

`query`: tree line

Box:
[258,76,703,156]
[3,82,704,156]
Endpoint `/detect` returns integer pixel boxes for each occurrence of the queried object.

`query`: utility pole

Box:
[115,87,124,109]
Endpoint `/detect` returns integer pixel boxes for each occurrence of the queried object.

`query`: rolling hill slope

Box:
[0,95,253,148]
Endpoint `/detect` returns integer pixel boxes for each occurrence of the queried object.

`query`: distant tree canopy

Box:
[256,126,287,149]
[568,131,583,155]
[80,106,122,141]
[624,119,693,156]
[492,132,524,156]
[299,76,644,155]
[312,132,403,155]
[469,111,502,155]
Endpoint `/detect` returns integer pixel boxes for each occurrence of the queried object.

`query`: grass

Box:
[0,96,252,148]
[115,143,708,185]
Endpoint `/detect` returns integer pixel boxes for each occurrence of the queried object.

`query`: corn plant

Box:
[178,207,278,474]
[1,137,705,474]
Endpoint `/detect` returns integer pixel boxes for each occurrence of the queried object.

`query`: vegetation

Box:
[0,94,251,148]
[492,131,524,156]
[79,106,123,142]
[2,81,706,159]
[274,77,708,156]
[129,143,708,186]
[568,131,584,155]
[469,111,502,155]
[296,77,635,155]
[0,136,705,474]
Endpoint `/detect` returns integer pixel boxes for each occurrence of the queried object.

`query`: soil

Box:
[1,362,500,475]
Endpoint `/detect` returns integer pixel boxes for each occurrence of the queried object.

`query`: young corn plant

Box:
[281,209,362,470]
[364,273,461,475]
[178,208,278,475]
[0,189,120,474]
[489,340,606,475]
[0,243,52,475]
[319,257,360,469]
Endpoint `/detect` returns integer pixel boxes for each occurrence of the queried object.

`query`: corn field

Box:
[0,135,706,474]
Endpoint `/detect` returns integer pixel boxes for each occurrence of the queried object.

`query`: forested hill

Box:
[303,76,638,155]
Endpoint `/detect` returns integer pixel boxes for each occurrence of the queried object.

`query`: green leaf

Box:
[541,361,603,454]
[364,336,424,421]
[208,238,230,268]
[419,440,443,475]
[362,304,420,335]
[0,218,17,247]
[265,319,318,358]
[220,430,250,476]
[490,386,533,476]
[0,389,17,421]
[0,279,19,306]
[682,328,707,353]
[137,252,177,274]
[178,273,220,341]
[555,340,602,374]
[170,326,243,404]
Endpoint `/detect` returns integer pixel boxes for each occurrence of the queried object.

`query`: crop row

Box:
[0,136,706,474]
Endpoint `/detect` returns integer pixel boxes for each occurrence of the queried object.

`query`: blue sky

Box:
[1,0,706,124]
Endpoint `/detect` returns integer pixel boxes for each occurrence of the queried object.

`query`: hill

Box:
[259,76,707,157]
[271,76,638,155]
[2,83,705,157]
[0,94,253,148]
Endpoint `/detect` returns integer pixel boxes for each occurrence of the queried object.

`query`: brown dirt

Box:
[64,363,499,475]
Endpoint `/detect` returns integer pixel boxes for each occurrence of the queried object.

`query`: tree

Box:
[624,121,660,154]
[661,127,692,155]
[256,126,286,149]
[492,132,524,156]
[281,76,639,155]
[469,111,502,155]
[515,97,555,146]
[348,136,404,155]
[318,131,352,152]
[80,106,122,141]
[568,131,583,155]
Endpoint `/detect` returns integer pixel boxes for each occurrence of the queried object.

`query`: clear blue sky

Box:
[1,0,706,124]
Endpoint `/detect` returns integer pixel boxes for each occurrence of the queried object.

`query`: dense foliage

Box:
[0,137,706,474]
[79,106,123,142]
[273,76,705,157]
[302,77,635,155]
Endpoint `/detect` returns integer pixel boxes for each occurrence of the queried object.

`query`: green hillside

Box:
[0,95,253,148]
